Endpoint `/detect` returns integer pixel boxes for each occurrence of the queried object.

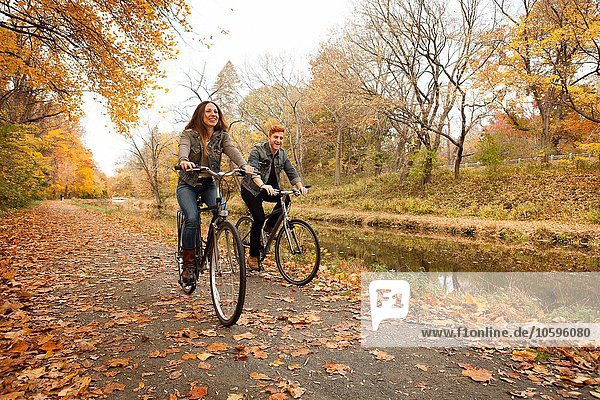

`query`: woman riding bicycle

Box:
[241,124,308,271]
[177,101,253,285]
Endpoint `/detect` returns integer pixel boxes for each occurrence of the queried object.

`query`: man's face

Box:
[269,131,284,153]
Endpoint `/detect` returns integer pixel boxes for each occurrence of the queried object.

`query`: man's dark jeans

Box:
[241,187,290,258]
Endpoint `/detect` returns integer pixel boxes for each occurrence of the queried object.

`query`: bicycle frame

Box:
[258,192,298,260]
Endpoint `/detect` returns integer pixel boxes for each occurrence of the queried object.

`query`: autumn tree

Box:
[128,125,176,212]
[0,123,46,209]
[348,0,494,183]
[492,0,600,156]
[0,0,191,131]
[45,127,107,198]
[309,42,391,184]
[240,54,309,178]
[212,61,241,122]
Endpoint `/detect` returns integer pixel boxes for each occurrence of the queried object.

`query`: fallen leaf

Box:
[133,381,145,392]
[169,370,183,380]
[287,364,302,371]
[556,390,581,399]
[269,393,288,400]
[188,385,208,399]
[590,391,600,399]
[9,340,28,353]
[291,348,311,357]
[0,392,25,399]
[18,367,46,380]
[198,362,210,370]
[103,383,125,394]
[287,386,306,398]
[227,394,244,400]
[369,349,395,361]
[324,361,350,376]
[510,389,537,398]
[460,364,492,383]
[197,352,214,361]
[182,353,197,360]
[107,358,131,368]
[207,343,229,352]
[415,364,429,372]
[249,372,271,380]
[233,332,255,341]
[512,350,537,362]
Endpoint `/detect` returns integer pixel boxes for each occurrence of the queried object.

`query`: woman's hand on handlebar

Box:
[242,164,255,175]
[180,160,195,172]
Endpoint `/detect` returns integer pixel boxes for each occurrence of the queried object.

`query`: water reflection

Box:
[314,222,599,272]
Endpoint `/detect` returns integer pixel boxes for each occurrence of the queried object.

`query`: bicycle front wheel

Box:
[275,219,320,286]
[209,220,246,326]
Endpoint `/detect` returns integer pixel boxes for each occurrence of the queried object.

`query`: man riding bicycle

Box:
[241,124,308,271]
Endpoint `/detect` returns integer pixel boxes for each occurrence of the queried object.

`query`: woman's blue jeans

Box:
[176,180,216,249]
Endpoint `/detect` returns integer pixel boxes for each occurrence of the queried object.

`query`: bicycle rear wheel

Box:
[275,219,320,286]
[235,216,252,249]
[209,220,246,326]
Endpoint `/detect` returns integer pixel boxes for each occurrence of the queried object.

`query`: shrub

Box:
[477,204,510,220]
[511,202,541,220]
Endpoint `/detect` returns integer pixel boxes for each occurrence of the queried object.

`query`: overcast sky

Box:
[81,0,354,177]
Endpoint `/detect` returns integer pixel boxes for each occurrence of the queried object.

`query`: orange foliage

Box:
[0,0,191,132]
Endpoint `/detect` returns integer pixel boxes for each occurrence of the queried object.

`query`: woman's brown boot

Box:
[181,248,196,284]
[248,256,260,271]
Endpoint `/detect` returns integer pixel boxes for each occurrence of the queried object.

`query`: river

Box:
[312,221,599,272]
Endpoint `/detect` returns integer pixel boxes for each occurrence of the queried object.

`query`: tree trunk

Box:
[541,109,551,163]
[334,126,342,186]
[422,151,433,185]
[454,141,464,179]
[293,111,304,179]
[374,128,383,175]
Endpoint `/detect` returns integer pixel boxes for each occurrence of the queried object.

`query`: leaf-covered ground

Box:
[1,201,598,399]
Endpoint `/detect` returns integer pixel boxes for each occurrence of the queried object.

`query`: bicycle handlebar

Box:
[269,185,312,197]
[174,164,247,178]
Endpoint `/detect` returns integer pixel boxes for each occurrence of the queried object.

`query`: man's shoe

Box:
[248,256,260,271]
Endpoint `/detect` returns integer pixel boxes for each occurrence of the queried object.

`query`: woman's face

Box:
[203,103,219,129]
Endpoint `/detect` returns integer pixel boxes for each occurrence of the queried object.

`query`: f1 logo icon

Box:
[369,280,410,331]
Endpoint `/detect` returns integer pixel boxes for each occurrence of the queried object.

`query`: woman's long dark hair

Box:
[185,101,229,143]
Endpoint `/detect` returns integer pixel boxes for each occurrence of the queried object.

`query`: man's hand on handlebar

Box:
[261,184,276,196]
[296,185,308,196]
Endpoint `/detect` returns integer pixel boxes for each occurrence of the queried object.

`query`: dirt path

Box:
[1,201,597,399]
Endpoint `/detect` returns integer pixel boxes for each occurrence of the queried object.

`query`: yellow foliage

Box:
[0,1,191,132]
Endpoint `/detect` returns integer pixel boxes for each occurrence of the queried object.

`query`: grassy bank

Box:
[295,164,599,250]
[304,163,600,224]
